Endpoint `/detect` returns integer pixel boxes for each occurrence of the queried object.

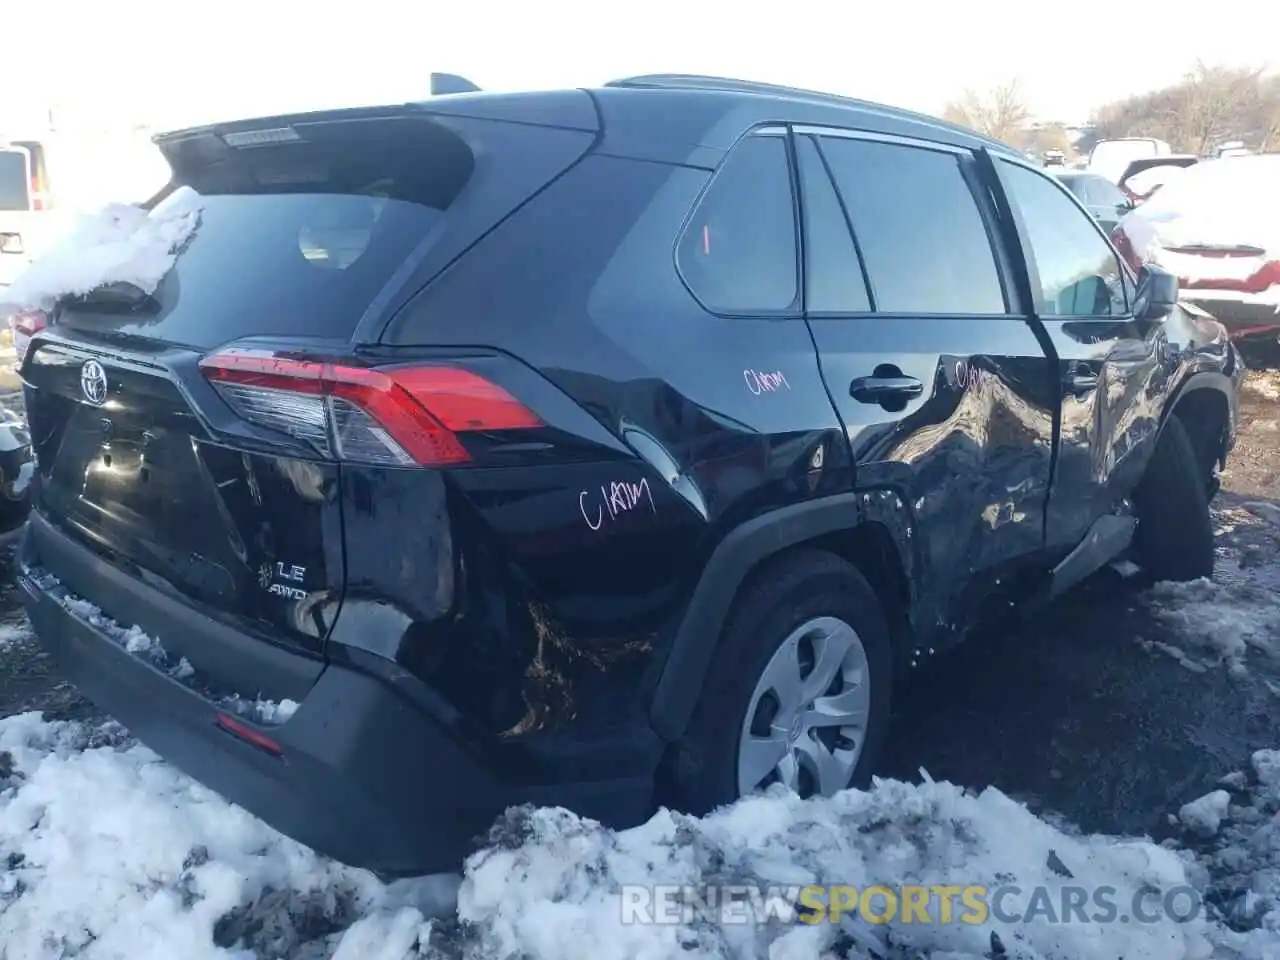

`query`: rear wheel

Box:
[1132,415,1214,582]
[662,550,892,815]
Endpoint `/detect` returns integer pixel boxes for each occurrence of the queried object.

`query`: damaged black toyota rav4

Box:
[18,74,1240,874]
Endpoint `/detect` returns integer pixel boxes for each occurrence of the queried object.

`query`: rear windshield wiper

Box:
[71,280,158,312]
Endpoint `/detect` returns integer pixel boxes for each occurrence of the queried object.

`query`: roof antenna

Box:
[430,73,482,96]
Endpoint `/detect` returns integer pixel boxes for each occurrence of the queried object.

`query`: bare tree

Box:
[943,80,1032,146]
[1089,62,1280,154]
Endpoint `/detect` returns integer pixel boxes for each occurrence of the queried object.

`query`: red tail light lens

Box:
[11,310,47,337]
[199,351,543,467]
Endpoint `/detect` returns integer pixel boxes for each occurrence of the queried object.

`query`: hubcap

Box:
[737,616,871,799]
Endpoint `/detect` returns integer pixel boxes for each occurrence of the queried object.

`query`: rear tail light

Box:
[199,350,543,467]
[11,310,47,338]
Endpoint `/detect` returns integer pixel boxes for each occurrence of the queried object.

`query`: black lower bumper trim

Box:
[20,525,656,875]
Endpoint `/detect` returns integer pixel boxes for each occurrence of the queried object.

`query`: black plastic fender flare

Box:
[648,492,879,742]
[1163,369,1238,462]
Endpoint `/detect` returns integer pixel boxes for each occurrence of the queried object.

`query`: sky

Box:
[2,0,1275,134]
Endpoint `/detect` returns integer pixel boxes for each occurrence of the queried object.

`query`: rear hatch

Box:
[22,102,597,656]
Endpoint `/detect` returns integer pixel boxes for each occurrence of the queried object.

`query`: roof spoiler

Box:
[430,73,482,96]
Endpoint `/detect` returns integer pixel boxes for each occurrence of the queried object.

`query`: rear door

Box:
[991,155,1164,552]
[794,128,1058,639]
[21,108,596,657]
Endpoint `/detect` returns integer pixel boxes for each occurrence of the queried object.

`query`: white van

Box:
[1087,137,1173,185]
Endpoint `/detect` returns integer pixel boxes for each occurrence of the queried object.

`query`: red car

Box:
[1111,154,1280,340]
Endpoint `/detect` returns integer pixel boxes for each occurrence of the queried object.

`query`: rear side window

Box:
[0,150,30,211]
[998,160,1127,317]
[677,134,798,314]
[818,137,1006,314]
[795,136,871,313]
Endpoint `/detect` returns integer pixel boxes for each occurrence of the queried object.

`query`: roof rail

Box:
[430,73,482,96]
[604,73,1015,153]
[604,73,857,106]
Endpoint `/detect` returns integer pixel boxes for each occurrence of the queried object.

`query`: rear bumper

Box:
[20,513,656,875]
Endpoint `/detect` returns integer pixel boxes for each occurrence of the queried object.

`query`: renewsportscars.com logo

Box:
[619,883,1205,927]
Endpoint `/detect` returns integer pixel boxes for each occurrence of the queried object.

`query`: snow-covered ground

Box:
[6,703,1280,959]
[4,402,1280,957]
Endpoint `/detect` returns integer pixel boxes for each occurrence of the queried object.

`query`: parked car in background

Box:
[1051,169,1134,232]
[1215,140,1252,159]
[1113,154,1280,340]
[1087,137,1173,184]
[1117,155,1200,205]
[17,75,1239,875]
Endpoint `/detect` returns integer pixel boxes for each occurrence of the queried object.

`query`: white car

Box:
[1111,154,1280,338]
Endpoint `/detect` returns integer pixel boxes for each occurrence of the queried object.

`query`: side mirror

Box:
[1132,265,1179,322]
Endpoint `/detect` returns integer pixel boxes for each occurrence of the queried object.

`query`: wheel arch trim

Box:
[649,493,907,742]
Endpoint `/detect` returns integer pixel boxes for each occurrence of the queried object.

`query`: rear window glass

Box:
[0,150,30,211]
[60,117,474,347]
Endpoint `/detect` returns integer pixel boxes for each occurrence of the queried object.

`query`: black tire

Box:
[1132,415,1214,582]
[659,549,893,815]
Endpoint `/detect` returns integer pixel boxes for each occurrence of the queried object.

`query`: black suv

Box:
[18,74,1240,875]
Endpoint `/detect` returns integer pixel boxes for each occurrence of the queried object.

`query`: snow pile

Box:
[0,712,456,960]
[1178,790,1232,836]
[0,620,30,653]
[35,566,299,726]
[1124,155,1280,257]
[1142,555,1280,677]
[451,782,1210,960]
[0,709,1223,960]
[0,186,203,314]
[1177,750,1280,959]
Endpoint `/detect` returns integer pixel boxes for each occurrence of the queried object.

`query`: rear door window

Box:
[794,135,871,313]
[817,136,1007,314]
[0,149,31,211]
[676,133,799,314]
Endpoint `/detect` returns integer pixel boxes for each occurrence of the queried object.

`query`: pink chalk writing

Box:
[744,369,791,395]
[580,478,657,531]
[953,360,983,392]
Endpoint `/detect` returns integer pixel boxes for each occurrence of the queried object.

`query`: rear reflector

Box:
[199,351,543,466]
[215,711,284,756]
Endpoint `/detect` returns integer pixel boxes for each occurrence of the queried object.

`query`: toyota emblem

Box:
[80,360,108,406]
